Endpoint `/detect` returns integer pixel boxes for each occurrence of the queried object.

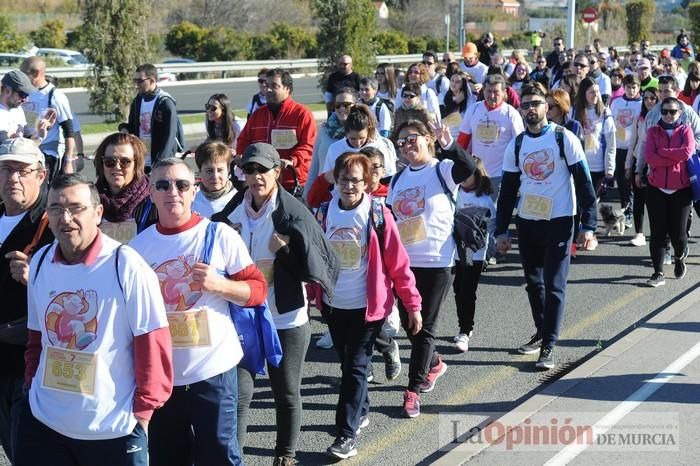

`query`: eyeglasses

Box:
[573,62,588,68]
[102,157,134,168]
[0,166,42,178]
[334,102,353,110]
[338,176,364,186]
[47,204,93,219]
[520,100,545,110]
[242,164,272,175]
[371,163,384,170]
[152,179,192,192]
[133,78,149,84]
[205,104,221,112]
[402,93,417,99]
[661,109,679,116]
[396,134,419,148]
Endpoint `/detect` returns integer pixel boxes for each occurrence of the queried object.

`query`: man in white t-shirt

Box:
[17,173,173,466]
[459,42,488,87]
[20,57,77,182]
[129,158,267,466]
[456,73,524,199]
[0,71,35,144]
[495,83,597,371]
[423,51,449,101]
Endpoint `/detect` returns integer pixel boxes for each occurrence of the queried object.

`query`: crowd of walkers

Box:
[0,30,698,465]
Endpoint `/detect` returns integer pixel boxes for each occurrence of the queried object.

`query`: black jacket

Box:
[0,187,54,375]
[213,186,340,313]
[124,88,179,165]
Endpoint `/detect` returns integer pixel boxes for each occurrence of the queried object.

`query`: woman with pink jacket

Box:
[643,96,696,287]
[320,152,422,460]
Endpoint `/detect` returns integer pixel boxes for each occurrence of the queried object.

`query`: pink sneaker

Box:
[402,390,421,418]
[419,356,447,393]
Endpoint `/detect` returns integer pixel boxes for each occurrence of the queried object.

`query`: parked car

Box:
[35,48,89,66]
[0,53,30,68]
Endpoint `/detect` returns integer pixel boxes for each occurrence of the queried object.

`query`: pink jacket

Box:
[309,204,422,321]
[645,123,696,190]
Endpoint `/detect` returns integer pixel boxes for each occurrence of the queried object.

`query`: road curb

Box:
[433,284,700,465]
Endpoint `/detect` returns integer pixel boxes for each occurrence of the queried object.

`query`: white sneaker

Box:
[455,333,470,352]
[316,330,333,349]
[629,233,646,247]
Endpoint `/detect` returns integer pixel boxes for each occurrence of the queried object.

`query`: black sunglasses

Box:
[205,104,221,112]
[242,164,272,175]
[661,109,679,116]
[521,100,545,110]
[402,93,417,99]
[573,62,588,68]
[153,179,192,192]
[103,157,134,168]
[335,102,353,110]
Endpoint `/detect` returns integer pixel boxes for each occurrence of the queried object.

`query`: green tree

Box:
[30,19,67,48]
[373,30,409,55]
[0,15,28,52]
[200,27,251,61]
[625,0,655,43]
[165,21,207,59]
[407,36,427,54]
[690,3,700,44]
[314,0,377,86]
[269,23,317,59]
[82,0,151,121]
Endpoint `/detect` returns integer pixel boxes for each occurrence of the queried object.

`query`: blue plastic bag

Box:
[687,152,700,201]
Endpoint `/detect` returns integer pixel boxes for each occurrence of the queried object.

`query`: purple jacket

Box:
[645,123,696,190]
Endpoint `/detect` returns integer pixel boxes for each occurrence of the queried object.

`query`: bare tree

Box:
[389,0,451,37]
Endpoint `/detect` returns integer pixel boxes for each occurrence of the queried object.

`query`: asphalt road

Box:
[1,172,697,465]
[65,76,325,125]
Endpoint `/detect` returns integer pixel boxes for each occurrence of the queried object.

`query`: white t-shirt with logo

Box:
[386,159,458,268]
[458,102,524,178]
[611,98,642,150]
[27,237,168,440]
[22,83,73,157]
[0,103,27,142]
[323,193,370,309]
[129,218,249,386]
[227,194,308,330]
[502,126,585,220]
[0,211,26,247]
[139,97,156,166]
[581,107,615,172]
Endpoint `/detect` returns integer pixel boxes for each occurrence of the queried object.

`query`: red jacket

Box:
[645,123,696,190]
[236,98,317,190]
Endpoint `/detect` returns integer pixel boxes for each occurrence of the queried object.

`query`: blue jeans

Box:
[322,306,383,439]
[149,367,241,466]
[0,374,24,464]
[14,399,148,466]
[517,216,574,348]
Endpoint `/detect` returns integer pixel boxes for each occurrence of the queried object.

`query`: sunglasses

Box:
[402,93,417,99]
[661,109,679,116]
[15,90,28,99]
[103,157,134,168]
[334,102,353,110]
[133,78,148,84]
[396,134,419,148]
[153,179,192,192]
[573,62,588,68]
[521,101,545,110]
[205,104,221,112]
[242,164,272,175]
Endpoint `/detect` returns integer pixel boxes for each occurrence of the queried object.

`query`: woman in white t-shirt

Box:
[192,142,237,219]
[387,119,476,418]
[573,77,616,194]
[219,143,338,464]
[394,63,441,123]
[321,152,422,458]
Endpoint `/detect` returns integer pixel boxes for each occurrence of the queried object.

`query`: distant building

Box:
[473,0,521,17]
[373,1,389,20]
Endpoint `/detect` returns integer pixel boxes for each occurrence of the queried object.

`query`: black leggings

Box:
[646,186,692,273]
[632,182,647,234]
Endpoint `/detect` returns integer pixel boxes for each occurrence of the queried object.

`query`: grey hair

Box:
[151,157,195,181]
[483,74,506,88]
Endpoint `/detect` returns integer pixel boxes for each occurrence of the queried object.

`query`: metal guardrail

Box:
[0,46,675,79]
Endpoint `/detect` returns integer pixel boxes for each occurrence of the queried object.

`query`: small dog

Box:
[599,204,626,236]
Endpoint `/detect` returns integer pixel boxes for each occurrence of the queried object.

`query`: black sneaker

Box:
[675,247,688,279]
[327,436,357,459]
[646,272,666,287]
[536,346,555,370]
[383,340,402,381]
[518,334,542,354]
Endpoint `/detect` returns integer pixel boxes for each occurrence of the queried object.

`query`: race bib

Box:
[331,240,362,270]
[615,125,627,143]
[271,129,298,150]
[584,133,597,152]
[442,112,462,129]
[100,219,137,244]
[475,121,499,143]
[521,193,553,220]
[256,258,275,284]
[397,216,427,245]
[42,346,98,395]
[167,308,211,348]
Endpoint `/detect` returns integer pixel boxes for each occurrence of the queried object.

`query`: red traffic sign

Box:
[581,7,598,23]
